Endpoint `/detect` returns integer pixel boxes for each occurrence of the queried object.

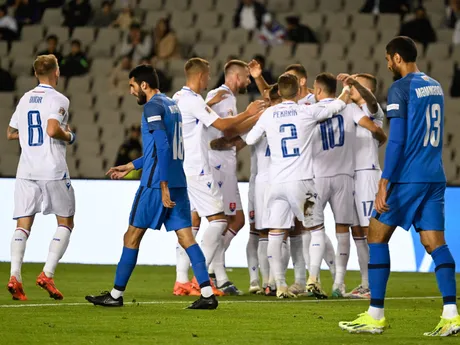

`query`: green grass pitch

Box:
[0,263,458,344]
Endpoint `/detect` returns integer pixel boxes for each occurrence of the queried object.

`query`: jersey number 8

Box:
[423,103,441,148]
[27,110,43,146]
[173,121,184,160]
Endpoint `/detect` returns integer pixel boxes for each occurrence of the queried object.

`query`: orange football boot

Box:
[7,276,27,301]
[192,276,224,297]
[36,272,63,300]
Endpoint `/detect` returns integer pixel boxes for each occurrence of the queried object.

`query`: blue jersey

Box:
[386,72,445,183]
[140,93,186,188]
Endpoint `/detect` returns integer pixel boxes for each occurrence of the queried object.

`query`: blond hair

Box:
[184,57,210,76]
[33,54,58,77]
[224,60,248,75]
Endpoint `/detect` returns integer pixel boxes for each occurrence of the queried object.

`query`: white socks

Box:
[267,232,286,288]
[309,227,326,281]
[282,239,290,273]
[201,219,227,266]
[10,227,30,282]
[333,232,350,289]
[43,225,72,278]
[223,228,237,250]
[368,306,385,320]
[213,237,229,287]
[258,237,270,287]
[175,227,199,283]
[302,231,311,274]
[443,304,459,319]
[111,288,123,299]
[290,235,306,286]
[246,232,259,284]
[324,233,336,279]
[354,236,369,288]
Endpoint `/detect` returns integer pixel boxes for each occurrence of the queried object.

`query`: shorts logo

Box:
[218,181,223,188]
[200,169,204,176]
[229,202,236,212]
[249,210,255,220]
[215,165,221,170]
[66,181,71,190]
[207,182,212,189]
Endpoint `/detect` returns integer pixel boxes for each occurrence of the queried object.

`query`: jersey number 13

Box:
[423,103,441,148]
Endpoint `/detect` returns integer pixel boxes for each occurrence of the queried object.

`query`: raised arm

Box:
[357,116,387,146]
[211,100,266,132]
[311,87,350,122]
[223,109,264,138]
[248,59,270,95]
[338,73,378,114]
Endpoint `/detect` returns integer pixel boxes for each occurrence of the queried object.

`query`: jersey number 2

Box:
[320,115,344,151]
[28,110,43,146]
[423,103,441,148]
[280,124,300,158]
[173,121,184,160]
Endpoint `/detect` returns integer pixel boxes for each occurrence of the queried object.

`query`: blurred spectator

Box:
[112,6,135,31]
[62,0,92,28]
[14,0,39,26]
[213,54,238,89]
[360,0,409,15]
[258,13,285,46]
[0,58,15,91]
[60,39,89,77]
[285,15,318,44]
[247,54,274,95]
[152,17,180,62]
[233,0,266,30]
[114,124,142,179]
[446,0,460,28]
[0,5,18,41]
[37,34,63,64]
[399,7,436,47]
[119,23,152,65]
[110,55,132,97]
[450,63,460,97]
[90,0,117,28]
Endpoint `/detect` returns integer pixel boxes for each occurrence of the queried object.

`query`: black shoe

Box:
[187,294,218,310]
[85,291,123,307]
[217,281,244,296]
[265,286,277,296]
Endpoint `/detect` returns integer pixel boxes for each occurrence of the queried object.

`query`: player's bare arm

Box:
[106,162,135,180]
[375,178,390,213]
[223,109,264,138]
[248,59,270,95]
[210,136,247,152]
[6,126,19,140]
[47,119,75,143]
[358,116,388,146]
[338,73,379,114]
[160,181,176,208]
[206,89,230,107]
[212,100,266,132]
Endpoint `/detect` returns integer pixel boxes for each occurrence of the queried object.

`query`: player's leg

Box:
[348,224,370,299]
[323,232,336,280]
[247,222,261,293]
[8,179,43,301]
[288,220,306,295]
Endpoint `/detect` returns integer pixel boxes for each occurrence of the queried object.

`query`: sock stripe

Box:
[368,263,390,269]
[249,231,259,236]
[353,237,367,240]
[259,238,268,242]
[16,228,30,238]
[211,220,228,224]
[228,228,237,236]
[58,224,72,232]
[269,233,285,237]
[199,281,211,289]
[370,298,385,308]
[443,295,457,304]
[113,285,126,291]
[435,263,455,272]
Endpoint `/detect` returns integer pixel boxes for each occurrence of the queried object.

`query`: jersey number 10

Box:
[320,115,344,151]
[172,121,184,160]
[27,110,43,146]
[423,103,441,148]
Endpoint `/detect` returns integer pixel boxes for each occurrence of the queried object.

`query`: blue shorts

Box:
[129,187,192,231]
[372,182,445,231]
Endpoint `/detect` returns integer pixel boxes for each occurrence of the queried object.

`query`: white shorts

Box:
[254,179,269,230]
[212,170,242,216]
[187,174,224,217]
[354,169,381,227]
[314,175,354,225]
[248,175,255,224]
[265,180,323,229]
[13,178,75,219]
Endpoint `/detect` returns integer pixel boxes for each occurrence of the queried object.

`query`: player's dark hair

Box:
[129,64,160,90]
[355,73,377,93]
[285,63,307,79]
[386,36,417,63]
[315,72,337,96]
[224,60,248,75]
[278,73,299,99]
[269,83,280,102]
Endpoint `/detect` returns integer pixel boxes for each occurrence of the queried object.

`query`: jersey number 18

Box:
[172,121,184,160]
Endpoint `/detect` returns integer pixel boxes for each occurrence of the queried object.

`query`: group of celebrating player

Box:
[6,35,460,336]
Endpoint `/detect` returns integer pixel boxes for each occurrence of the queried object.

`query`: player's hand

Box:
[106,163,134,180]
[337,73,357,87]
[246,100,267,116]
[375,180,390,213]
[248,59,262,79]
[207,90,229,107]
[160,181,176,208]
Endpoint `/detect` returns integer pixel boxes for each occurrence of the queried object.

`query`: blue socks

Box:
[186,244,211,288]
[369,243,391,309]
[431,244,457,305]
[114,247,139,291]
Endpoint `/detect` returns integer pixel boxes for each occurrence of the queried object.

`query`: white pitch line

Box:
[0,296,441,309]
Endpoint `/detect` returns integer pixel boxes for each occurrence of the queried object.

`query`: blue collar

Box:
[38,84,53,89]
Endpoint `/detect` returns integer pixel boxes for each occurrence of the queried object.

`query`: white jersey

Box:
[313,100,366,178]
[205,85,238,174]
[245,99,347,183]
[298,93,316,105]
[10,84,70,180]
[254,135,270,182]
[355,103,384,171]
[249,145,257,178]
[173,86,219,176]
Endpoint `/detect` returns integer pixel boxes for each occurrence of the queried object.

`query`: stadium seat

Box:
[69,110,96,126]
[97,109,123,124]
[15,75,38,94]
[88,42,113,59]
[350,14,376,30]
[328,30,352,44]
[268,45,294,61]
[190,0,215,11]
[349,59,377,75]
[376,14,400,31]
[424,0,446,14]
[300,14,324,31]
[325,13,350,30]
[42,8,63,26]
[46,26,69,43]
[292,0,318,12]
[121,97,142,116]
[164,0,189,11]
[92,77,111,95]
[236,94,250,112]
[324,59,351,76]
[0,136,20,155]
[347,43,372,61]
[266,0,292,13]
[200,27,225,44]
[71,27,96,46]
[167,59,186,77]
[144,11,169,30]
[75,124,101,142]
[67,156,78,177]
[95,92,122,111]
[430,61,454,81]
[9,41,35,58]
[176,27,199,46]
[0,93,15,109]
[76,156,106,178]
[226,28,250,44]
[171,77,187,96]
[215,0,239,13]
[0,153,20,177]
[0,41,8,56]
[215,43,242,62]
[195,12,220,30]
[21,25,45,43]
[67,76,92,94]
[241,44,267,62]
[271,59,296,78]
[138,0,164,10]
[321,43,345,60]
[101,138,121,164]
[379,29,398,44]
[437,29,454,44]
[171,12,195,29]
[425,42,451,61]
[70,93,93,110]
[353,31,378,47]
[101,123,125,142]
[343,0,363,13]
[96,27,121,46]
[294,43,319,60]
[192,43,216,59]
[90,58,116,77]
[318,0,343,12]
[305,60,323,79]
[75,141,102,160]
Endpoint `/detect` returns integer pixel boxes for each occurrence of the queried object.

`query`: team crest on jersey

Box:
[227,109,234,116]
[218,181,223,188]
[229,203,236,212]
[422,75,430,81]
[59,107,66,116]
[249,210,255,220]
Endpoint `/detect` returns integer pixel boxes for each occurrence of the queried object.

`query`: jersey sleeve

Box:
[49,95,70,124]
[192,97,219,128]
[143,100,166,131]
[386,83,407,119]
[245,112,267,145]
[308,100,347,122]
[351,104,366,124]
